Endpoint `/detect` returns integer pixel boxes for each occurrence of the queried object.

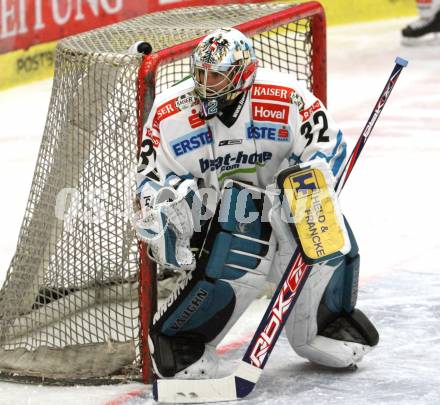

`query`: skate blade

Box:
[402,32,440,47]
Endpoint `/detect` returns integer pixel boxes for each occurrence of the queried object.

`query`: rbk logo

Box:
[250,255,308,368]
[249,255,307,368]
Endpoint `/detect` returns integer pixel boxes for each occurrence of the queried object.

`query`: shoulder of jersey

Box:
[254,67,306,93]
[253,67,308,109]
[152,75,196,108]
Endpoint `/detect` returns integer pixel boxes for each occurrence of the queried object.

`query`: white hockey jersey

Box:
[137,67,346,194]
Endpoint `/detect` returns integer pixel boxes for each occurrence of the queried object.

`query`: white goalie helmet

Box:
[191,27,258,118]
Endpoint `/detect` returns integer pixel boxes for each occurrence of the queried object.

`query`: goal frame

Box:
[136,1,326,383]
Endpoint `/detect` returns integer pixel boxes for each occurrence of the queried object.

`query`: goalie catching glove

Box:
[134,184,196,271]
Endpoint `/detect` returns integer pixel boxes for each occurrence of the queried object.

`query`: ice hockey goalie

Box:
[133,27,379,380]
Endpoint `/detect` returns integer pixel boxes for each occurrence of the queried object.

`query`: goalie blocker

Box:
[149,161,378,383]
[276,160,351,264]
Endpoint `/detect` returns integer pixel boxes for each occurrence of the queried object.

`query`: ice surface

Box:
[0,17,439,405]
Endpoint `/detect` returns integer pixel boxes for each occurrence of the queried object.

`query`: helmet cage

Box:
[190,27,258,118]
[191,59,247,100]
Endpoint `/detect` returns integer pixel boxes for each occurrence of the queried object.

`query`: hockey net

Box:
[0,2,326,384]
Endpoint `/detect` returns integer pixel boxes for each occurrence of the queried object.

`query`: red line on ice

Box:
[216,333,254,355]
[103,388,145,405]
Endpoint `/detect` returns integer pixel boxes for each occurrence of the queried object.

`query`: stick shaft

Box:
[335,57,408,194]
[242,57,408,372]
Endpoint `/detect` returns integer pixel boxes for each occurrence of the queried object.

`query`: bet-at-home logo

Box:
[199,151,272,173]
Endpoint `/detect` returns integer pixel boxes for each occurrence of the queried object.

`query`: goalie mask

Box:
[191,27,258,119]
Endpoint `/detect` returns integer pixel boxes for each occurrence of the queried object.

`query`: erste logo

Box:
[170,128,212,157]
[189,109,205,128]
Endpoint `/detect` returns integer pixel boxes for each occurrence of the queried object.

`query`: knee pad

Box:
[150,181,275,377]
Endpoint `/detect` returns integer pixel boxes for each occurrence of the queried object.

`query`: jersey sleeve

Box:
[136,99,193,206]
[288,85,347,180]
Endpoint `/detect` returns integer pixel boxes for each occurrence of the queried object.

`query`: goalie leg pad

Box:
[284,260,376,368]
[320,217,360,316]
[317,218,379,349]
[271,216,378,368]
[150,181,275,378]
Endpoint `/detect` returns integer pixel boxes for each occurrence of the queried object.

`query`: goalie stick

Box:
[152,57,408,403]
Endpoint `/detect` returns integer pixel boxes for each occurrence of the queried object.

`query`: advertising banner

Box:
[0,0,270,54]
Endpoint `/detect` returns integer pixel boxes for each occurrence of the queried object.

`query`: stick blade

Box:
[154,375,238,403]
[153,361,261,403]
